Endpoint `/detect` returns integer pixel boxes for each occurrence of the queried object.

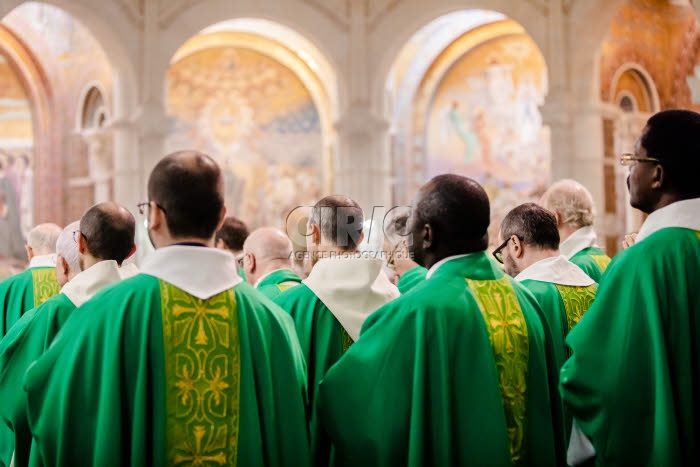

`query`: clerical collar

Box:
[426,252,481,279]
[636,197,700,243]
[559,226,598,259]
[171,242,208,247]
[29,254,57,269]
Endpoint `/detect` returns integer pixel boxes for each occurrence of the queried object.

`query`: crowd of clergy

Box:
[0,108,698,466]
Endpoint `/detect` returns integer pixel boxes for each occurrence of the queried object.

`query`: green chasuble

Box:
[396,266,427,293]
[0,267,59,339]
[569,247,610,282]
[274,284,353,465]
[560,227,700,466]
[23,274,310,466]
[0,294,76,467]
[519,278,596,445]
[317,252,564,467]
[257,269,302,300]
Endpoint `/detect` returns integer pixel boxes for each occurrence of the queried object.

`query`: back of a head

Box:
[415,174,490,250]
[244,227,293,262]
[540,179,595,229]
[641,109,700,198]
[501,203,560,251]
[148,150,224,240]
[80,202,136,265]
[56,221,81,273]
[216,217,249,252]
[310,195,364,251]
[27,223,63,255]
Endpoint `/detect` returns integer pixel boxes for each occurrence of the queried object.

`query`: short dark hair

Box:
[415,174,490,250]
[215,217,249,251]
[641,109,700,198]
[309,195,363,251]
[147,151,224,239]
[80,202,135,265]
[501,203,560,251]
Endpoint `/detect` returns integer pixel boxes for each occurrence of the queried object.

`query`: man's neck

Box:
[650,192,689,214]
[313,246,357,261]
[522,248,559,270]
[158,237,214,248]
[558,225,578,243]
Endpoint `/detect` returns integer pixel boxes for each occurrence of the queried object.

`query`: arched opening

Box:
[0,2,115,267]
[386,10,549,245]
[165,18,337,230]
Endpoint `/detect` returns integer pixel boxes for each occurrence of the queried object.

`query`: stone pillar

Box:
[333,0,392,222]
[334,103,391,217]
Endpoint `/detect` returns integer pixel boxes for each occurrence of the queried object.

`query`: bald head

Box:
[80,202,135,265]
[540,179,595,230]
[309,195,364,251]
[243,228,294,285]
[55,221,80,286]
[410,174,490,268]
[148,150,224,240]
[26,223,62,256]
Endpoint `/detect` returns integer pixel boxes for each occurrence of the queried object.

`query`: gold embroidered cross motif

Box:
[466,276,529,464]
[161,281,240,466]
[555,284,597,332]
[31,268,59,306]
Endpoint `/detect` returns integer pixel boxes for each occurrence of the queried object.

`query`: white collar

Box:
[29,254,56,269]
[425,253,479,279]
[118,262,140,279]
[514,255,595,287]
[636,198,700,243]
[559,226,598,259]
[61,260,123,307]
[141,245,242,300]
[303,257,399,341]
[253,268,295,288]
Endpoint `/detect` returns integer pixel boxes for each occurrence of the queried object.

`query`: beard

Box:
[503,255,520,277]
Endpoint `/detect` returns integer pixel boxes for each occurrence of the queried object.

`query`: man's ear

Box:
[149,203,165,231]
[58,255,70,277]
[422,224,434,250]
[25,245,34,262]
[309,223,321,246]
[357,231,365,247]
[553,211,562,227]
[246,253,256,273]
[77,233,88,255]
[651,164,664,190]
[511,235,524,259]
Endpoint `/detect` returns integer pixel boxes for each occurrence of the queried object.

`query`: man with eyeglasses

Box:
[317,175,563,466]
[0,223,62,339]
[539,179,610,282]
[22,151,310,466]
[274,194,399,465]
[495,202,597,452]
[561,109,700,466]
[241,227,302,300]
[0,202,135,467]
[382,212,426,293]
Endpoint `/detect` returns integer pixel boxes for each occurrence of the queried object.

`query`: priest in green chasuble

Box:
[23,151,310,466]
[496,203,597,447]
[241,227,302,300]
[381,212,427,294]
[561,110,700,466]
[540,179,611,282]
[317,175,563,466]
[215,215,249,281]
[274,194,399,465]
[0,223,62,338]
[0,202,136,467]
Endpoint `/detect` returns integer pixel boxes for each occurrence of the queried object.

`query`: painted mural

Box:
[0,52,33,259]
[167,45,322,229]
[425,33,549,240]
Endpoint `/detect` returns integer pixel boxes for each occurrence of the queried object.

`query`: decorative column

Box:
[334,0,392,219]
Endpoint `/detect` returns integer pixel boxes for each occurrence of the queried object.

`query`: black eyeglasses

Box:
[73,230,86,244]
[492,236,515,264]
[137,201,167,216]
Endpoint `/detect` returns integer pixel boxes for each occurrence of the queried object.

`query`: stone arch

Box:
[77,82,110,131]
[609,63,660,113]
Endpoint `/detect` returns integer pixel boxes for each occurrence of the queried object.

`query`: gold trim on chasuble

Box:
[555,284,597,332]
[31,268,59,306]
[466,276,529,464]
[274,283,297,293]
[591,255,610,273]
[340,327,354,353]
[160,281,240,466]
